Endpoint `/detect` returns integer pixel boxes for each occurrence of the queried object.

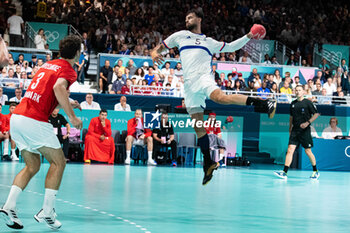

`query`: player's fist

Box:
[250,24,266,40]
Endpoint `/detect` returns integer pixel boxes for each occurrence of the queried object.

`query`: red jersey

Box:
[14,59,77,122]
[0,113,8,133]
[205,126,221,135]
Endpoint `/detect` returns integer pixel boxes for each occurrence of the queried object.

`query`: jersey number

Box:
[195,39,201,45]
[31,72,45,90]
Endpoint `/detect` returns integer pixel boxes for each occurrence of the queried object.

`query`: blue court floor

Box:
[0,162,350,233]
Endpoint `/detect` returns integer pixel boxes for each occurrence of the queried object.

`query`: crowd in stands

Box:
[1,0,350,66]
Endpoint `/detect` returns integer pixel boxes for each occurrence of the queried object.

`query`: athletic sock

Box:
[198,134,212,171]
[126,151,131,160]
[219,153,224,161]
[283,166,289,174]
[246,97,268,113]
[312,165,317,172]
[3,139,9,155]
[43,189,58,215]
[3,185,22,210]
[147,151,153,161]
[11,149,16,156]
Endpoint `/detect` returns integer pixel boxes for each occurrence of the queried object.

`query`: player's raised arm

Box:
[0,35,9,67]
[210,24,266,53]
[151,43,166,66]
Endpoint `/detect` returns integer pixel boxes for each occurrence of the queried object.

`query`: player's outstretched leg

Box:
[305,148,319,180]
[190,113,219,185]
[33,147,66,230]
[0,150,41,230]
[210,89,277,119]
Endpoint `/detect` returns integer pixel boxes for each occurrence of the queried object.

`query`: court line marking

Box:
[0,184,151,233]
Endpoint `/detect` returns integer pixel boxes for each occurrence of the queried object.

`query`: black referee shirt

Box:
[48,113,68,136]
[290,98,318,131]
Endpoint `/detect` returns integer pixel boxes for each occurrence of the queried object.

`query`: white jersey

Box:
[163,30,250,81]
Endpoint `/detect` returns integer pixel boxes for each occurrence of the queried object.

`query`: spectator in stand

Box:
[22,61,32,75]
[110,70,125,94]
[144,67,155,85]
[323,77,337,95]
[174,62,183,80]
[263,54,271,64]
[333,91,347,105]
[84,109,115,164]
[245,81,256,95]
[318,89,332,105]
[125,109,156,165]
[162,83,174,96]
[270,83,278,94]
[232,79,244,92]
[114,59,125,74]
[121,78,132,95]
[161,62,171,80]
[7,9,24,47]
[153,74,163,87]
[237,73,247,89]
[9,88,22,103]
[340,59,348,73]
[216,79,225,90]
[1,68,19,88]
[132,68,145,84]
[212,64,219,81]
[37,58,44,67]
[14,65,21,78]
[28,66,38,79]
[321,117,343,139]
[99,60,113,93]
[95,25,107,51]
[82,32,91,55]
[266,74,276,90]
[226,80,233,91]
[0,67,7,78]
[340,71,349,95]
[15,54,24,66]
[306,79,315,92]
[285,54,299,66]
[126,59,137,76]
[28,55,37,69]
[122,67,131,81]
[0,87,8,105]
[257,81,271,99]
[312,82,322,96]
[279,81,292,103]
[45,54,51,62]
[248,68,258,83]
[164,75,177,88]
[6,58,16,72]
[34,28,46,50]
[319,58,330,81]
[152,111,178,166]
[271,56,279,65]
[80,93,101,110]
[273,69,282,87]
[292,76,301,89]
[239,51,252,63]
[313,70,324,84]
[142,61,149,74]
[114,96,131,111]
[119,44,130,55]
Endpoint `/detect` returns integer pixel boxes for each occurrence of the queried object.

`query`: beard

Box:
[186,22,197,31]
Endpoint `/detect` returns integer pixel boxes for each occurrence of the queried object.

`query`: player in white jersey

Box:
[151,9,276,185]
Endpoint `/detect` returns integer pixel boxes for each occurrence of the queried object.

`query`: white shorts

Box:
[10,114,61,154]
[184,73,219,115]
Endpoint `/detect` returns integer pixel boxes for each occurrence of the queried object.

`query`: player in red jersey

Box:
[0,35,83,230]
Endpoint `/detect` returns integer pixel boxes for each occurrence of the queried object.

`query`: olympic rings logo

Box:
[345,146,350,158]
[43,31,59,43]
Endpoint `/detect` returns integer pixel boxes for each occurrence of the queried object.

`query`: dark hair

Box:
[18,54,24,58]
[59,35,82,59]
[295,85,304,89]
[99,109,108,114]
[38,28,44,33]
[186,8,204,19]
[135,68,145,77]
[9,103,17,108]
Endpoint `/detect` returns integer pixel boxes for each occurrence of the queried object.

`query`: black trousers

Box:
[153,140,177,161]
[9,34,22,47]
[57,135,69,158]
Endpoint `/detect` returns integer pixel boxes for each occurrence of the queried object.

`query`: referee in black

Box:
[274,85,320,180]
[48,108,71,160]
